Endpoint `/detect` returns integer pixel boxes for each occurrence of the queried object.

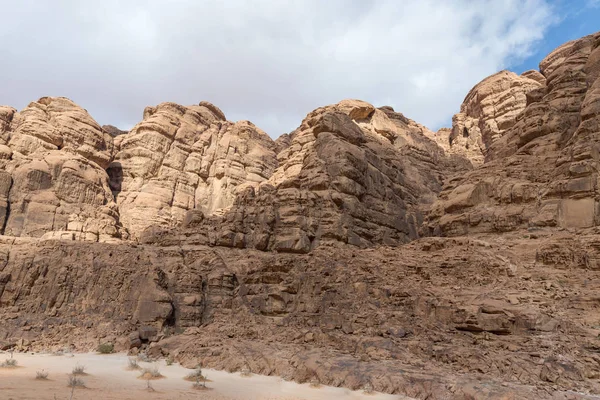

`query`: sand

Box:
[0,352,409,400]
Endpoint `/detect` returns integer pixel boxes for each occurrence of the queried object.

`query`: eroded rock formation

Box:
[447,70,544,165]
[0,98,121,242]
[429,32,600,236]
[109,102,278,240]
[1,30,600,400]
[142,99,471,252]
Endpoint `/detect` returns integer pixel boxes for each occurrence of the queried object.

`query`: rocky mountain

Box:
[428,31,600,237]
[0,30,599,400]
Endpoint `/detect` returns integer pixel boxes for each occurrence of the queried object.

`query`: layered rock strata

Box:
[429,32,600,236]
[142,100,471,252]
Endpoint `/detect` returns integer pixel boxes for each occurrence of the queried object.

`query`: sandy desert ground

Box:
[0,352,409,400]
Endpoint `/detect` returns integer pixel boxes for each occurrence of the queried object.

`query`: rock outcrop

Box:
[1,30,600,400]
[109,101,278,240]
[448,70,544,165]
[429,32,600,236]
[0,97,121,241]
[2,230,600,399]
[143,99,471,252]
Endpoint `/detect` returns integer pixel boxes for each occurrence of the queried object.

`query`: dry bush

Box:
[240,365,251,377]
[127,358,140,370]
[1,358,18,368]
[67,374,85,388]
[184,367,204,382]
[72,364,86,375]
[139,366,163,380]
[97,343,114,354]
[35,369,49,380]
[137,352,156,363]
[309,377,321,388]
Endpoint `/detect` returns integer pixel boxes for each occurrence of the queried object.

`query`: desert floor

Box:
[0,352,409,400]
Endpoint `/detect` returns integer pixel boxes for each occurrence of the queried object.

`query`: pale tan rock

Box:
[157,100,472,252]
[111,101,278,239]
[8,97,114,169]
[274,133,292,155]
[0,98,122,241]
[449,70,543,165]
[429,31,600,236]
[521,69,546,85]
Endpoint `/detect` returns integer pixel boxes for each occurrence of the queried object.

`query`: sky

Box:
[0,1,598,138]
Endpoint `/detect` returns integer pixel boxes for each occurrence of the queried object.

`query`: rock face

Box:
[429,32,600,236]
[2,231,600,399]
[1,30,600,400]
[448,70,544,165]
[0,96,468,247]
[0,97,121,241]
[109,102,278,240]
[102,124,127,138]
[144,99,471,252]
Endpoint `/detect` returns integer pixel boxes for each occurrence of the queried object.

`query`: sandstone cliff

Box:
[1,30,600,400]
[0,95,469,249]
[109,101,278,240]
[429,31,600,236]
[141,99,471,252]
[0,97,121,242]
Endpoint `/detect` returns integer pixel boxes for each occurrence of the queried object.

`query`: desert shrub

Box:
[1,359,18,368]
[166,355,174,366]
[72,364,86,375]
[363,382,374,394]
[192,376,208,390]
[145,379,155,392]
[137,353,155,363]
[97,343,114,354]
[240,364,251,377]
[67,374,85,388]
[139,366,163,380]
[127,358,140,370]
[184,367,204,381]
[35,369,49,380]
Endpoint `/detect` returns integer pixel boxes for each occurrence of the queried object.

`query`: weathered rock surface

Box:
[141,99,471,252]
[429,31,600,236]
[1,30,600,400]
[448,70,544,165]
[109,101,278,240]
[0,97,121,241]
[1,229,600,399]
[102,124,127,138]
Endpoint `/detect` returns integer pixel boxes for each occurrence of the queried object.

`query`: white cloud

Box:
[0,0,556,137]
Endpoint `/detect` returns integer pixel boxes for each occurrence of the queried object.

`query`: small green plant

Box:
[72,364,86,375]
[97,343,114,354]
[363,382,374,394]
[127,358,140,370]
[309,377,321,388]
[166,355,174,366]
[1,358,18,368]
[35,369,49,380]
